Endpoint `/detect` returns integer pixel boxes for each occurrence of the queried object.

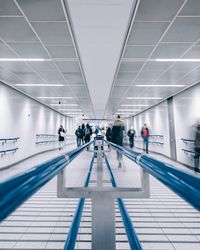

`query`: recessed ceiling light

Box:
[50,104,78,106]
[155,59,200,62]
[16,84,64,87]
[136,84,185,87]
[126,97,162,100]
[0,58,51,62]
[38,96,72,99]
[121,104,149,107]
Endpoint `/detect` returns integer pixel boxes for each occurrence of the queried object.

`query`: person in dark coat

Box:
[194,123,200,172]
[127,126,136,148]
[112,115,125,168]
[84,123,92,150]
[106,126,112,149]
[141,123,149,154]
[58,125,66,150]
[81,123,85,145]
[75,125,83,147]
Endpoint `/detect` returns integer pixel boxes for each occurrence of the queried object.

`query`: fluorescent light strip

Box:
[155,58,200,62]
[0,58,51,62]
[38,97,72,99]
[126,97,162,100]
[136,84,185,87]
[16,84,64,87]
[121,104,149,107]
[51,104,78,106]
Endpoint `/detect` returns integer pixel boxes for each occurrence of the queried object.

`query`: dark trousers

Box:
[129,138,134,148]
[194,150,200,171]
[143,137,149,154]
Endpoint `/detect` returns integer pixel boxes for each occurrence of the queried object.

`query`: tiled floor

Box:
[0,147,199,250]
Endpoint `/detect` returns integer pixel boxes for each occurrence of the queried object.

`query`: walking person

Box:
[84,123,93,150]
[58,125,66,150]
[127,126,136,148]
[141,123,149,154]
[111,115,125,169]
[75,125,83,147]
[106,126,112,150]
[81,123,85,145]
[194,123,200,172]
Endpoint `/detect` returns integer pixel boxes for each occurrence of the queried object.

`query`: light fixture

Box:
[126,97,162,100]
[0,58,51,62]
[118,109,141,112]
[155,59,200,62]
[38,96,72,99]
[16,84,64,87]
[50,104,78,106]
[121,104,149,107]
[136,84,185,87]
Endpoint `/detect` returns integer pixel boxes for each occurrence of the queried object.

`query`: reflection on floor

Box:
[0,147,199,250]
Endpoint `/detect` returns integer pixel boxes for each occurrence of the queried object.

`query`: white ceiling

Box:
[0,0,199,119]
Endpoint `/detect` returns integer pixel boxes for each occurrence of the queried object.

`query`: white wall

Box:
[0,82,75,168]
[132,101,171,157]
[173,83,200,166]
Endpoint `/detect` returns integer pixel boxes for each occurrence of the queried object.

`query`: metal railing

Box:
[0,141,93,222]
[0,147,19,155]
[106,140,200,212]
[64,155,95,250]
[0,137,19,144]
[104,154,142,250]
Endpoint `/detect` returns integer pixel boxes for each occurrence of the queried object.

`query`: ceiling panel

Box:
[115,79,133,86]
[28,61,58,71]
[111,86,129,98]
[127,21,169,45]
[123,45,154,58]
[0,44,18,58]
[0,0,22,16]
[136,70,164,81]
[120,61,143,71]
[135,0,184,22]
[183,45,200,59]
[142,61,172,71]
[56,61,81,73]
[169,62,200,73]
[117,72,138,80]
[63,72,83,82]
[38,70,65,83]
[0,17,38,43]
[47,45,77,59]
[0,61,33,73]
[162,17,200,43]
[155,71,184,84]
[16,0,65,22]
[8,42,49,58]
[150,43,191,59]
[179,0,200,16]
[16,72,44,83]
[31,22,73,45]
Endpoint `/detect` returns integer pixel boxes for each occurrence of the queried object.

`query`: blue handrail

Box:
[64,155,95,250]
[106,140,200,212]
[36,134,57,137]
[181,138,195,143]
[0,141,93,222]
[182,149,195,154]
[0,148,18,154]
[104,154,142,250]
[0,137,19,143]
[35,140,57,144]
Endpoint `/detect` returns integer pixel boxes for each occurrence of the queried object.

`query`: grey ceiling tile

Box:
[176,72,200,85]
[120,61,143,71]
[124,45,154,58]
[0,44,17,57]
[47,45,77,58]
[16,72,44,83]
[183,45,200,59]
[155,71,184,83]
[142,61,172,70]
[28,61,57,71]
[111,86,128,98]
[56,61,80,73]
[169,62,200,73]
[0,61,33,73]
[137,70,164,81]
[115,79,132,86]
[128,21,169,45]
[8,42,49,58]
[16,0,65,21]
[0,0,22,16]
[32,22,73,45]
[135,0,185,21]
[0,69,22,84]
[38,70,64,83]
[63,72,83,82]
[179,0,200,16]
[162,17,200,43]
[117,72,138,80]
[151,43,191,59]
[0,17,38,42]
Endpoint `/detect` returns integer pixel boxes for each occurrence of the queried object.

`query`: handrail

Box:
[105,140,200,211]
[182,149,195,154]
[181,138,195,143]
[36,134,57,137]
[0,141,93,222]
[134,140,164,145]
[64,155,95,250]
[35,140,57,144]
[0,148,18,154]
[0,137,19,143]
[104,154,142,250]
